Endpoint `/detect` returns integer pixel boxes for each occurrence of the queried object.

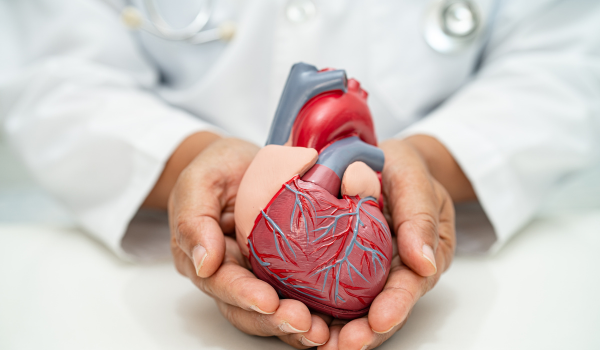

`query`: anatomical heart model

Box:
[235,63,392,319]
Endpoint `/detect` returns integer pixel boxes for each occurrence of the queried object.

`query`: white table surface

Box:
[1,210,600,350]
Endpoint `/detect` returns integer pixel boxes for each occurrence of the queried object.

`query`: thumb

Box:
[168,138,260,278]
[381,140,440,277]
[396,213,439,277]
[169,167,227,278]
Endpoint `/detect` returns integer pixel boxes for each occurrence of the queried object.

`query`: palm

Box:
[170,137,456,350]
[316,140,456,350]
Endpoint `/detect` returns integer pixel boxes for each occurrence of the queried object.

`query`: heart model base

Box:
[248,176,391,319]
[235,63,393,319]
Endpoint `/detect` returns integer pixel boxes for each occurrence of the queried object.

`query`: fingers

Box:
[279,314,330,348]
[216,300,331,349]
[168,150,228,278]
[337,317,396,350]
[220,209,236,235]
[318,323,344,350]
[320,317,398,350]
[180,237,329,347]
[380,140,441,277]
[367,256,425,334]
[174,236,281,314]
[321,211,453,350]
[176,214,227,278]
[396,212,439,277]
[216,298,312,337]
[168,138,259,278]
[197,254,281,314]
[434,187,456,274]
[318,258,422,350]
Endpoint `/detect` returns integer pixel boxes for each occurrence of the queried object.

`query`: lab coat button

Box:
[285,0,317,23]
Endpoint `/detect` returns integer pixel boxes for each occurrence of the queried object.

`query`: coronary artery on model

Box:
[235,63,393,319]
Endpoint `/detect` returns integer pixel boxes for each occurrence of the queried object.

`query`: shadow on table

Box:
[379,258,498,349]
[176,291,286,350]
[122,264,288,350]
[123,256,497,350]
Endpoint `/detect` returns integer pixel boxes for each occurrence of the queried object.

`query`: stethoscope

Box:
[120,0,236,45]
[423,0,488,54]
[118,0,488,53]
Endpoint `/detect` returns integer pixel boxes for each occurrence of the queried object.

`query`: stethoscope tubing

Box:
[114,0,498,50]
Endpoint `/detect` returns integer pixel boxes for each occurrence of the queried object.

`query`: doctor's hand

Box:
[164,136,330,348]
[319,135,472,350]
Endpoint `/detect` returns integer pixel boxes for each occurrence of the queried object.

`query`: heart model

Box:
[235,63,393,319]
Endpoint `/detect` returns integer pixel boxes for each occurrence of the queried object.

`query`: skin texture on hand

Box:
[318,136,462,350]
[167,137,330,348]
[404,135,476,203]
[153,132,471,349]
[143,131,221,209]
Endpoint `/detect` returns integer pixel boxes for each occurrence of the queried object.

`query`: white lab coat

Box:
[1,0,599,260]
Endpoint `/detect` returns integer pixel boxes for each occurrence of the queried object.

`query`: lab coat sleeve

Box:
[399,0,600,252]
[0,0,221,259]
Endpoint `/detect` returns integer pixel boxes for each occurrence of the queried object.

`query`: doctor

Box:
[1,0,600,349]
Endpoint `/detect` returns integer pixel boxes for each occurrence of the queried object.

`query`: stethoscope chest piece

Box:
[423,0,483,54]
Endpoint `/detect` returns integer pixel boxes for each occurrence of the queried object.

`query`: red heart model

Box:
[235,63,392,319]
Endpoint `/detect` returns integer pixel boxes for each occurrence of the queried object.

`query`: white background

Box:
[2,209,599,350]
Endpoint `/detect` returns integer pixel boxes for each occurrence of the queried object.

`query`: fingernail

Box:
[249,305,275,315]
[279,322,309,334]
[422,244,437,274]
[192,245,207,276]
[360,345,369,350]
[300,336,326,347]
[372,323,398,334]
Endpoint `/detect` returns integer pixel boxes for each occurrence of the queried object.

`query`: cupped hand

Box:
[168,137,329,348]
[319,136,457,350]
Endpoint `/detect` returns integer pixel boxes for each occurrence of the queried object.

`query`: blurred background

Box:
[1,0,600,349]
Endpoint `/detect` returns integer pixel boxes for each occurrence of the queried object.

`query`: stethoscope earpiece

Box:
[423,0,482,54]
